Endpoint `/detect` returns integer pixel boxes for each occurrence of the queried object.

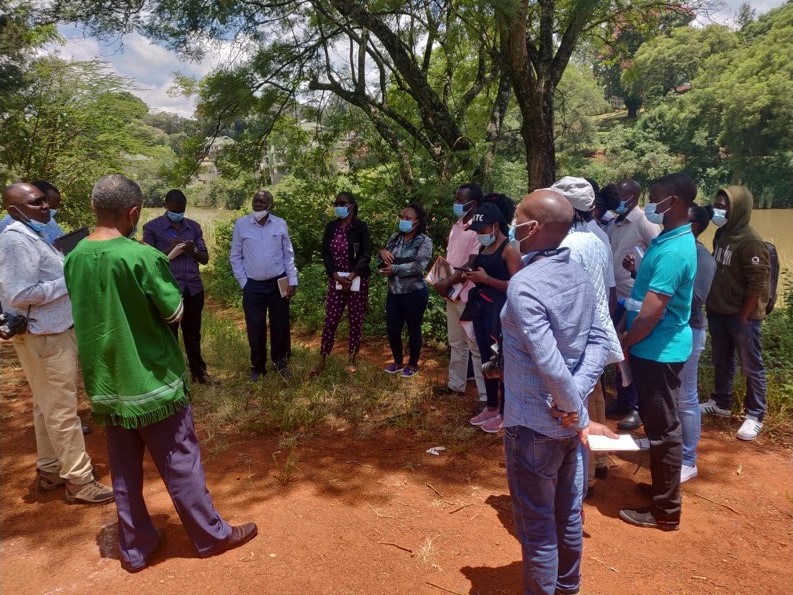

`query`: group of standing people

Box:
[0,167,774,591]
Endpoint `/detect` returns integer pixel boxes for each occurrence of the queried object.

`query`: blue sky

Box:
[48,1,787,118]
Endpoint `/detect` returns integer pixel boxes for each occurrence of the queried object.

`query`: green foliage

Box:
[0,56,184,225]
[555,63,610,154]
[634,3,793,205]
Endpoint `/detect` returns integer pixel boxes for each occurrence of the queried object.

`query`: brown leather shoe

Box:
[200,523,258,558]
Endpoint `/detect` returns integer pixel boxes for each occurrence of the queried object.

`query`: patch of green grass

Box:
[190,309,445,448]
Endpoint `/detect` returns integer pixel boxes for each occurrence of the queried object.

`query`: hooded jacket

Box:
[706,186,770,319]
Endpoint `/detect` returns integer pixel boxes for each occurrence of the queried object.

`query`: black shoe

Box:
[617,411,642,431]
[200,522,258,558]
[605,401,630,418]
[192,373,219,386]
[594,465,609,479]
[276,366,293,379]
[619,507,679,531]
[432,385,465,397]
[250,370,264,382]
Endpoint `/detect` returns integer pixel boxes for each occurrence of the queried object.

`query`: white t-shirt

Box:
[561,224,623,364]
[607,207,661,300]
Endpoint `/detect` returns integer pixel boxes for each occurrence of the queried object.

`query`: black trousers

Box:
[632,355,684,521]
[242,278,291,373]
[385,286,428,367]
[170,288,207,378]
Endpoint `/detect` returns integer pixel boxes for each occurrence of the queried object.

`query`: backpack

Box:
[765,241,780,315]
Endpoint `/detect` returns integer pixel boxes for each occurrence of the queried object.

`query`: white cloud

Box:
[47,28,252,117]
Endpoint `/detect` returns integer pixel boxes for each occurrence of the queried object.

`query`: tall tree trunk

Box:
[474,70,512,188]
[521,85,556,189]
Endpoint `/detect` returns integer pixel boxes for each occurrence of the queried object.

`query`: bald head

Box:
[514,189,574,254]
[2,183,51,224]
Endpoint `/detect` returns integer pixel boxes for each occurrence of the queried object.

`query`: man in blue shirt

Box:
[619,173,697,531]
[230,190,299,380]
[143,189,214,385]
[502,189,616,595]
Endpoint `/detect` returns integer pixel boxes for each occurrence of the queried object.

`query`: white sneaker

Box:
[736,416,763,441]
[680,464,698,484]
[700,399,731,418]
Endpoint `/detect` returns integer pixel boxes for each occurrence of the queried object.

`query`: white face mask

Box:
[711,208,727,227]
[253,209,269,222]
[513,220,538,254]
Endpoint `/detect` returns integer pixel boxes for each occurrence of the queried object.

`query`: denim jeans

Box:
[707,311,767,421]
[504,425,582,595]
[678,326,706,466]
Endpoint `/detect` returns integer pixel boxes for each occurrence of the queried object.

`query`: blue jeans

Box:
[504,425,582,595]
[707,311,767,421]
[678,326,706,466]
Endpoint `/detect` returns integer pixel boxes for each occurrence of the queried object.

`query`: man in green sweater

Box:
[701,186,770,441]
[64,174,256,572]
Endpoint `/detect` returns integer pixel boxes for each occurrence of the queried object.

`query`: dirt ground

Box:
[2,338,792,595]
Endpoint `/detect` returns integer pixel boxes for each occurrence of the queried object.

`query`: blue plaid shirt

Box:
[501,249,610,438]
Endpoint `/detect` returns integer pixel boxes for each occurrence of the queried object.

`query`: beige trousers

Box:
[587,377,607,487]
[12,329,93,484]
[445,299,486,396]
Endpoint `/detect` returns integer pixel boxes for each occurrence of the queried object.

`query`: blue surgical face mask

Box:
[166,210,185,223]
[398,219,415,233]
[334,206,350,219]
[12,206,48,234]
[644,195,673,225]
[478,232,495,247]
[453,199,474,219]
[614,201,627,215]
[508,221,516,242]
[127,224,138,239]
[711,208,727,228]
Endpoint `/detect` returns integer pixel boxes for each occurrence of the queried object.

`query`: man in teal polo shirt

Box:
[618,173,697,531]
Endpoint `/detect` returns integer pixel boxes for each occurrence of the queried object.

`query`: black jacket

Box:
[321,218,372,278]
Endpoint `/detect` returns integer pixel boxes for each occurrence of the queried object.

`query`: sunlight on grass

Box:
[188,309,474,450]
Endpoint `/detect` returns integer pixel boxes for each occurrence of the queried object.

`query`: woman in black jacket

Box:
[312,192,372,375]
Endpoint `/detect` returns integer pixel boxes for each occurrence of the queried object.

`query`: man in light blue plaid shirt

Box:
[502,189,615,595]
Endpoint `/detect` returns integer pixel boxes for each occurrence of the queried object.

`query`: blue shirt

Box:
[230,213,298,288]
[501,249,610,439]
[627,223,696,363]
[0,214,65,245]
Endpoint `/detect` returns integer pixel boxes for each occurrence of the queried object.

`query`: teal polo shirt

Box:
[627,223,696,363]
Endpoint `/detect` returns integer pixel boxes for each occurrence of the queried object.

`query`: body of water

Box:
[699,208,791,274]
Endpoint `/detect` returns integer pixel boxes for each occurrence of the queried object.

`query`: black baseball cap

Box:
[469,203,504,231]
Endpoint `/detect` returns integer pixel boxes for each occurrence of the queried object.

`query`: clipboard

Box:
[53,227,89,255]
